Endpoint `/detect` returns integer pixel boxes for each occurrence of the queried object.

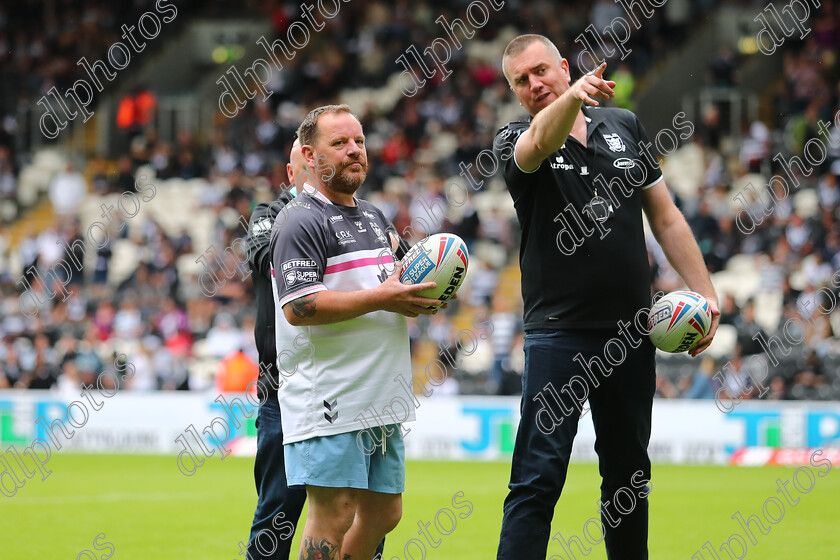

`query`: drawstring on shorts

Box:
[381,426,386,457]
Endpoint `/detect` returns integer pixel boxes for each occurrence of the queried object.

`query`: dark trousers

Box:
[496,329,656,560]
[247,396,307,560]
[247,396,386,560]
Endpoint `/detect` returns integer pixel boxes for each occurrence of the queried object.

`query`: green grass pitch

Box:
[3,454,838,559]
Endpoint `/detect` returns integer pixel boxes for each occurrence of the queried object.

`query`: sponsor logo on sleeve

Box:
[251,217,272,236]
[281,259,319,287]
[328,214,344,224]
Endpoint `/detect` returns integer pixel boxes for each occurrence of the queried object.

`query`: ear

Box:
[301,145,316,168]
[286,163,295,186]
[560,58,571,81]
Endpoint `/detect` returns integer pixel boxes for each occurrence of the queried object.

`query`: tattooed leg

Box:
[299,486,357,560]
[299,536,340,560]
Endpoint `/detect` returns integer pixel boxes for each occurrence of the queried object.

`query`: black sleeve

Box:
[384,218,410,260]
[246,203,277,280]
[633,114,664,190]
[493,122,537,204]
[271,201,328,308]
[247,192,294,279]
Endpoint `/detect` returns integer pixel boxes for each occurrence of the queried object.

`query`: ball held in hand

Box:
[647,291,712,353]
[400,234,469,310]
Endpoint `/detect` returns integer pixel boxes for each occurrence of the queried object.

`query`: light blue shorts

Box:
[285,424,405,494]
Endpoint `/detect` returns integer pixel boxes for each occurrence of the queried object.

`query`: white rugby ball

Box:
[400,233,469,309]
[647,291,712,353]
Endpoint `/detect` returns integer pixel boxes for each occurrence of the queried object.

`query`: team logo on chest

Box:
[335,230,356,245]
[603,133,626,153]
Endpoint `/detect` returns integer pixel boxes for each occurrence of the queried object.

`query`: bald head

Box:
[287,138,310,188]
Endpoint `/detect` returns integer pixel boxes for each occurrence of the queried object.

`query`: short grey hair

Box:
[296,104,358,147]
[502,34,563,83]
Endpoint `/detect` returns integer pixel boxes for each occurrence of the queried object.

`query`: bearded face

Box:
[321,153,368,194]
[305,112,369,200]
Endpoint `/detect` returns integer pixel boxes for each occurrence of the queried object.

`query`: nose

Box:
[346,139,362,156]
[529,73,543,91]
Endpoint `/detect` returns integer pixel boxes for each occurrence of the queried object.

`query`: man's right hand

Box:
[376,264,442,317]
[568,62,616,107]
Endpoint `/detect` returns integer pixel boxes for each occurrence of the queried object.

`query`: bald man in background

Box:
[244,139,309,560]
[244,140,392,559]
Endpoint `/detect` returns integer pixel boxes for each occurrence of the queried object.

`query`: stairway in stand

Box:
[7,201,55,249]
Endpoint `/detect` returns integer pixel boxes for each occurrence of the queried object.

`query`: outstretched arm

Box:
[515,62,616,172]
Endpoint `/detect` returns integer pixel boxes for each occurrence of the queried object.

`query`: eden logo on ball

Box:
[674,331,700,353]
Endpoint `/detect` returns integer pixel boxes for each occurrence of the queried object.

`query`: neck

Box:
[317,184,356,206]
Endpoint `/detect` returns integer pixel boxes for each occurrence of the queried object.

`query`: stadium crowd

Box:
[1,0,839,401]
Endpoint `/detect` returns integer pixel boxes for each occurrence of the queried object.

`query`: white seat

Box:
[753,290,783,333]
[108,239,139,284]
[793,189,819,219]
[706,324,737,359]
[725,254,756,273]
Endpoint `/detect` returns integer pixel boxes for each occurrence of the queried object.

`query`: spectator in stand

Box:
[204,312,245,359]
[717,293,740,325]
[489,296,520,395]
[765,376,787,400]
[113,300,144,340]
[734,301,766,356]
[48,163,87,216]
[682,356,718,399]
[721,352,753,401]
[216,348,259,393]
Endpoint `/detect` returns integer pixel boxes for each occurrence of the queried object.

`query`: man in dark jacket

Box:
[244,140,307,560]
[245,139,396,559]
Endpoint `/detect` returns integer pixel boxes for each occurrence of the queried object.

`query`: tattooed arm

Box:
[282,270,442,326]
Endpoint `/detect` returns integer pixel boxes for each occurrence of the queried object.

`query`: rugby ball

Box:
[400,234,469,309]
[647,291,712,353]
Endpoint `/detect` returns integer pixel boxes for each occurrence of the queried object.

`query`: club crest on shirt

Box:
[370,222,386,244]
[603,133,626,153]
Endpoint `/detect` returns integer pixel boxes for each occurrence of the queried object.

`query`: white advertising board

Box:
[1,391,838,465]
